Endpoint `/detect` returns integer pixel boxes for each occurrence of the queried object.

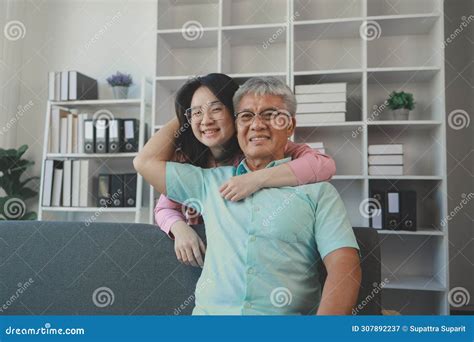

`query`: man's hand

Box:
[170,221,206,268]
[219,173,262,201]
[317,247,361,315]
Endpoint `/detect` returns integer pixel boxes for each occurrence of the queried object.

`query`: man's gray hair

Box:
[233,76,297,116]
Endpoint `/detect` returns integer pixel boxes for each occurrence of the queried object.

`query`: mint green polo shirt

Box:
[165,158,359,315]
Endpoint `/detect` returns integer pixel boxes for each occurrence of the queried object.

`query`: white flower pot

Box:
[112,86,129,99]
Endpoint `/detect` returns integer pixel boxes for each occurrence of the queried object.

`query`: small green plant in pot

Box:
[0,145,38,220]
[386,91,415,120]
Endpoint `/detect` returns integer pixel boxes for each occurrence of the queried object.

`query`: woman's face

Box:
[188,86,236,148]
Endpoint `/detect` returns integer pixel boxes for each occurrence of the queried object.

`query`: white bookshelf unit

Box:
[38,78,153,224]
[152,0,449,314]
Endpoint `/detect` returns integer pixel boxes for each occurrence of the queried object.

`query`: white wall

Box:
[444,0,474,308]
[3,0,156,207]
[0,0,25,151]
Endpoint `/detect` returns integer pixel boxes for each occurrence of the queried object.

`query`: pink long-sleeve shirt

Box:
[154,141,336,238]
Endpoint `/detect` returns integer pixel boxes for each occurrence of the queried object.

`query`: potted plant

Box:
[386,91,415,120]
[107,71,133,99]
[0,145,38,220]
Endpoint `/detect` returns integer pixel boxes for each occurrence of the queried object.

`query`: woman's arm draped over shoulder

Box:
[219,141,336,201]
[133,118,180,195]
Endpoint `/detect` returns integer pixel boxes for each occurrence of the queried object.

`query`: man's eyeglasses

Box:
[235,109,292,129]
[185,101,226,123]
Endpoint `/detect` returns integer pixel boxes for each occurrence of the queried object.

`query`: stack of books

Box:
[50,108,89,154]
[306,142,326,154]
[48,71,98,101]
[42,159,95,207]
[49,108,139,154]
[368,144,404,176]
[294,82,347,124]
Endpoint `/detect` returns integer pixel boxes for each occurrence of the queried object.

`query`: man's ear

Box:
[287,116,296,137]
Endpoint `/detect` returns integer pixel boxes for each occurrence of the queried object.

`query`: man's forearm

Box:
[317,249,361,315]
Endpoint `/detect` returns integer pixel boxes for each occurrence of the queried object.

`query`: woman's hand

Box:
[219,172,262,201]
[170,221,206,268]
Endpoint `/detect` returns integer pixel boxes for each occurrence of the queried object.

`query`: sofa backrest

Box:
[0,221,380,315]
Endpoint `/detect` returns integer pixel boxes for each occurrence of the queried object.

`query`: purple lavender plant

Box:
[106,71,133,87]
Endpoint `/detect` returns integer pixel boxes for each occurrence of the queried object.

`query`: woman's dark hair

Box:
[174,73,241,167]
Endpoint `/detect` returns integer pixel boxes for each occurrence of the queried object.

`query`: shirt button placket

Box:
[244,196,256,313]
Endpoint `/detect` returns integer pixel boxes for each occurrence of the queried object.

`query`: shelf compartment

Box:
[221,27,288,74]
[294,71,363,122]
[293,0,364,21]
[367,0,441,17]
[294,20,363,71]
[382,289,445,315]
[368,124,443,176]
[156,30,218,77]
[367,16,442,69]
[157,0,219,30]
[294,125,364,176]
[367,67,443,121]
[371,14,439,36]
[369,179,446,231]
[222,0,288,26]
[330,179,366,227]
[379,234,447,292]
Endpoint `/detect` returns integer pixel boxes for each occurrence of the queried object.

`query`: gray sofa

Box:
[0,221,381,315]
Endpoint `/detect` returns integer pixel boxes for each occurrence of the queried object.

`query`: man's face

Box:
[236,93,295,161]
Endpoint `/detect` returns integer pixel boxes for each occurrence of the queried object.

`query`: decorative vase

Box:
[112,86,129,99]
[391,108,409,120]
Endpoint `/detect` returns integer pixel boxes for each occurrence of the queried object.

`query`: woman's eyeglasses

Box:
[185,101,226,123]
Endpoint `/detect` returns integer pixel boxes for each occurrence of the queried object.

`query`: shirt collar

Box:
[236,157,292,176]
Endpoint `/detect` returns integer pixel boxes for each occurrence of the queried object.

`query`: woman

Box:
[148,73,336,267]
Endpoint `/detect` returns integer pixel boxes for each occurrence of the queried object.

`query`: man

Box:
[134,77,361,315]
